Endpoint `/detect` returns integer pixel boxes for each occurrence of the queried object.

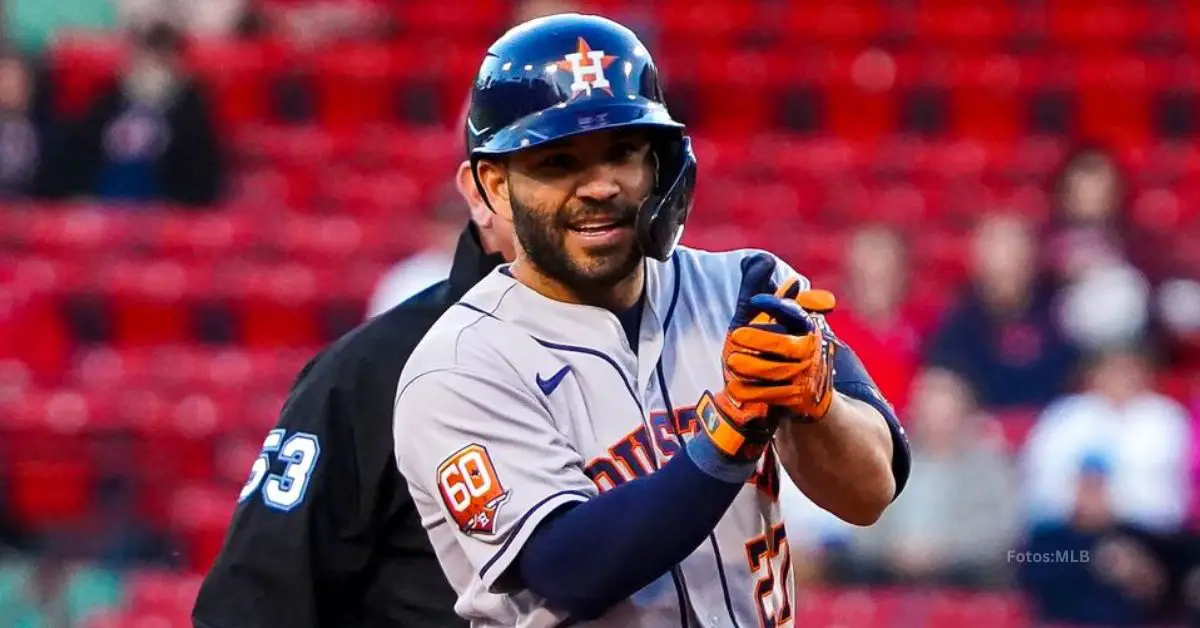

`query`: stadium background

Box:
[2,0,1200,625]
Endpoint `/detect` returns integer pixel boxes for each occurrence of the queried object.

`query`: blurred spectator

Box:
[1057,262,1152,354]
[59,21,223,206]
[1044,147,1157,352]
[850,368,1020,589]
[1045,147,1131,285]
[1022,346,1191,533]
[117,0,252,37]
[829,224,926,411]
[1044,147,1200,361]
[0,48,54,199]
[1019,456,1166,626]
[0,558,123,627]
[269,1,390,47]
[1191,397,1200,530]
[367,200,458,318]
[925,213,1079,409]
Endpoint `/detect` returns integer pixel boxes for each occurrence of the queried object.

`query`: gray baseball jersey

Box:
[393,246,808,627]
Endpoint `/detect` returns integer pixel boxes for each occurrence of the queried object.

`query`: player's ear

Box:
[456,160,491,227]
[474,158,513,220]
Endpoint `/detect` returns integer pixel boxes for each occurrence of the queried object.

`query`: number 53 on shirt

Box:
[239,429,322,511]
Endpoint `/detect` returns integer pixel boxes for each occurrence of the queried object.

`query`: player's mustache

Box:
[559,202,638,228]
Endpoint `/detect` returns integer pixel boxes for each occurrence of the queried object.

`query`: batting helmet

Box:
[465,13,697,262]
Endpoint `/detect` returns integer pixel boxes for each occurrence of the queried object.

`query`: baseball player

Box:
[393,13,912,627]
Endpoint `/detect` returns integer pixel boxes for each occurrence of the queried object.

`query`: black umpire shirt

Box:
[193,223,504,628]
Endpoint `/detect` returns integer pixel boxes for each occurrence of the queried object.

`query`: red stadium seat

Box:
[1075,55,1160,151]
[228,262,322,348]
[692,49,776,135]
[186,38,288,128]
[103,259,195,348]
[310,43,400,131]
[784,2,884,51]
[169,484,239,572]
[45,34,125,118]
[818,50,921,142]
[1047,1,1147,54]
[3,389,98,527]
[657,1,758,50]
[274,215,365,265]
[124,569,204,617]
[950,55,1023,143]
[397,0,504,39]
[916,4,1013,54]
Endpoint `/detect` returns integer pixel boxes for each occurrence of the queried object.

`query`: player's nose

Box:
[574,169,621,203]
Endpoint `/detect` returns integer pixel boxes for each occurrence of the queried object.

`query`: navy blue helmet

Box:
[465,13,696,262]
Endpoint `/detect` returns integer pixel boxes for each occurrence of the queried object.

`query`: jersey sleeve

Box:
[193,351,462,628]
[394,366,597,592]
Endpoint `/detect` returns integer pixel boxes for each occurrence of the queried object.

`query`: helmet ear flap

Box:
[635,135,696,262]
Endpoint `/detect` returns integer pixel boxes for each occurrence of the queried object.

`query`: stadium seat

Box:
[783,2,884,51]
[950,55,1023,143]
[186,38,288,128]
[311,43,400,131]
[915,4,1013,54]
[169,484,239,572]
[103,259,195,348]
[397,0,505,39]
[228,262,322,348]
[45,35,125,118]
[657,1,758,50]
[124,569,204,618]
[1075,55,1159,151]
[3,389,99,527]
[1047,2,1147,55]
[819,50,903,141]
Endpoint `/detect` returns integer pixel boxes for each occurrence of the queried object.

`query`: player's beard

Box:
[509,184,643,295]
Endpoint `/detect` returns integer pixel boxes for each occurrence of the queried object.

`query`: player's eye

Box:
[536,152,579,172]
[607,142,643,163]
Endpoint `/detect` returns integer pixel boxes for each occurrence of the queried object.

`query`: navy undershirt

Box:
[614,292,645,355]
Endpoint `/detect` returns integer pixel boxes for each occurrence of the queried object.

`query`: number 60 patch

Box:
[436,444,511,536]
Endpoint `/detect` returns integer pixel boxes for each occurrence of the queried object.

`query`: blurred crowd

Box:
[782,145,1200,624]
[2,0,1200,626]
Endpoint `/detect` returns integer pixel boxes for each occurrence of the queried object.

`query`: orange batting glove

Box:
[696,255,793,462]
[721,287,839,422]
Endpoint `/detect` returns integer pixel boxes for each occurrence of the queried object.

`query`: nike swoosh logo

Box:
[467,117,490,136]
[536,365,571,396]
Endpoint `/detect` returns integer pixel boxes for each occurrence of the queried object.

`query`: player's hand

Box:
[697,254,789,463]
[723,285,839,423]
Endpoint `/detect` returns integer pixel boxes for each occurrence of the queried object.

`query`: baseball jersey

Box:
[393,246,886,627]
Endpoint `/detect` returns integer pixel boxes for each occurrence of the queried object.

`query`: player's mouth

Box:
[568,216,635,245]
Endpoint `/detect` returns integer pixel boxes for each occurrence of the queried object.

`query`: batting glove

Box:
[697,254,792,463]
[723,288,839,422]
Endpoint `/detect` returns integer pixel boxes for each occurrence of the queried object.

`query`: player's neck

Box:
[510,258,644,313]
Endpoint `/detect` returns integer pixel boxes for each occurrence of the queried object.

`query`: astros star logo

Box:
[556,37,617,98]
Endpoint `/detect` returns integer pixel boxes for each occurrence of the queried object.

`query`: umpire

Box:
[192,160,513,627]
